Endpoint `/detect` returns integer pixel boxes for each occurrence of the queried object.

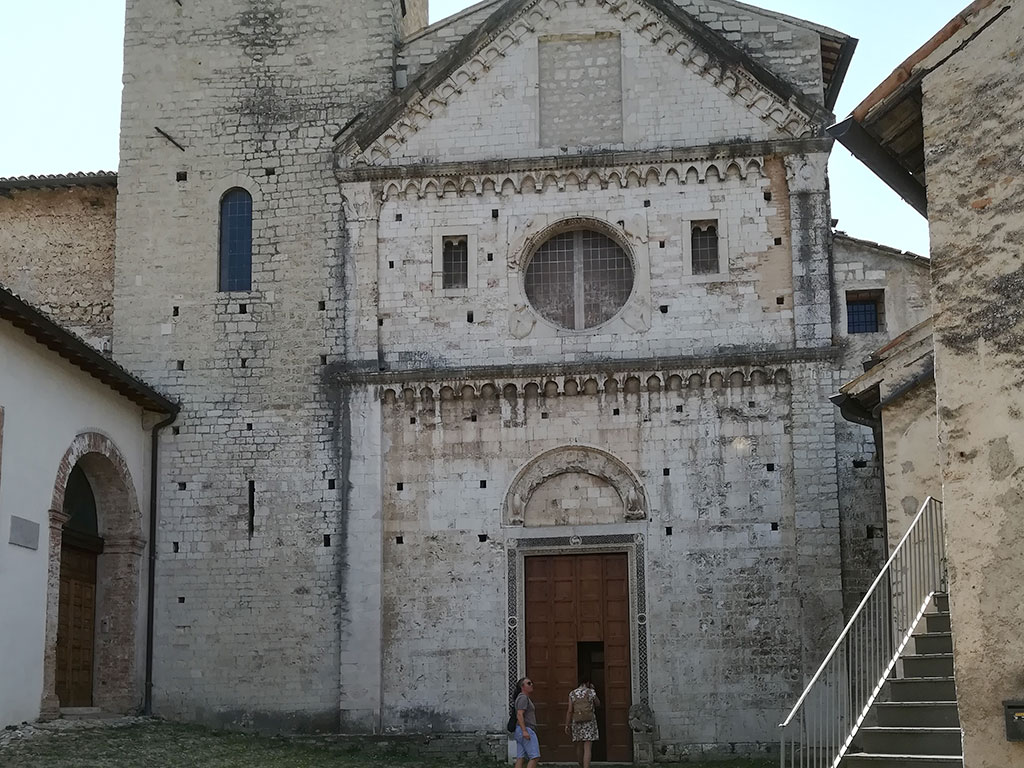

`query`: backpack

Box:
[571,694,594,723]
[506,708,517,734]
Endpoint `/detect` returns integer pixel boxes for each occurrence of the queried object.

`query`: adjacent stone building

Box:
[1,0,935,760]
[832,1,1024,764]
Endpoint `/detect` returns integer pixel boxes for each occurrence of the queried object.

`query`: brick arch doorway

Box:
[41,433,145,717]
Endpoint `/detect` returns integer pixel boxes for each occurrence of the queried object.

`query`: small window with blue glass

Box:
[846,290,885,334]
[219,188,253,291]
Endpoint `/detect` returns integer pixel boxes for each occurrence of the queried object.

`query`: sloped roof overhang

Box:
[0,171,117,193]
[0,284,177,415]
[826,0,1009,218]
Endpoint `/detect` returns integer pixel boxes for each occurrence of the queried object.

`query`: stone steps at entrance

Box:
[60,707,118,720]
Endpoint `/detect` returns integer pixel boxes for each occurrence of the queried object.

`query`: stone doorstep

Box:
[59,708,119,720]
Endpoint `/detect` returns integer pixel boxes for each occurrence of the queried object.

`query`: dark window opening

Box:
[691,222,719,275]
[847,290,885,334]
[442,236,469,290]
[247,480,255,538]
[219,188,253,291]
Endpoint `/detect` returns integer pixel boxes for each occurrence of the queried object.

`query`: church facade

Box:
[1,0,932,760]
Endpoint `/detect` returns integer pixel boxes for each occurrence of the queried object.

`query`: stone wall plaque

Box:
[9,515,40,551]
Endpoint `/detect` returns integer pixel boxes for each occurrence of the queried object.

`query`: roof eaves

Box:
[833,231,929,265]
[851,0,999,124]
[0,171,118,192]
[0,283,177,415]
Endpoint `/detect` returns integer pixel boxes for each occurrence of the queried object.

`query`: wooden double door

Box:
[56,544,98,707]
[524,553,632,762]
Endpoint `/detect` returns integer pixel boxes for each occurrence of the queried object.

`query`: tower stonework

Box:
[113,0,406,731]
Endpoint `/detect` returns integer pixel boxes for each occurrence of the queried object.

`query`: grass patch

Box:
[0,720,776,768]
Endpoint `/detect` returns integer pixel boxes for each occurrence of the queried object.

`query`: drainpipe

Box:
[144,411,177,715]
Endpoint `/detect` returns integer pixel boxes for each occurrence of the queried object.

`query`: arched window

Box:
[219,188,252,291]
[524,227,634,330]
[690,222,719,275]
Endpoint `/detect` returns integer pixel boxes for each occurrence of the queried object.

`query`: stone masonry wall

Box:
[401,0,827,105]
[345,160,797,370]
[831,235,931,615]
[365,363,825,754]
[921,3,1024,765]
[102,0,924,749]
[380,1,804,169]
[112,0,407,732]
[0,185,116,350]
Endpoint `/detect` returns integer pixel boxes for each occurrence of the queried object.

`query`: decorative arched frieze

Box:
[503,446,648,526]
[375,363,792,405]
[368,158,764,201]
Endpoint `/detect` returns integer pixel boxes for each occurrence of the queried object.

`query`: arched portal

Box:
[56,466,102,706]
[41,433,145,717]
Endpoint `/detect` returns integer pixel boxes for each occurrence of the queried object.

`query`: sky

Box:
[0,1,966,256]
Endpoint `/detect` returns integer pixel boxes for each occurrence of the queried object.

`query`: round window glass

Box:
[524,229,634,330]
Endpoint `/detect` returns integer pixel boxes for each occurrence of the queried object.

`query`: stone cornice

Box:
[331,346,838,394]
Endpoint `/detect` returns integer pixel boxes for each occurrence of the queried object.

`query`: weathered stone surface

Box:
[920,3,1024,765]
[0,185,116,350]
[11,0,931,757]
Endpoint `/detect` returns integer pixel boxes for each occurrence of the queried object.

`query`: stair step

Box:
[933,594,949,613]
[59,707,118,720]
[842,754,962,768]
[858,727,962,755]
[875,702,960,728]
[914,633,952,655]
[923,614,951,633]
[889,677,957,702]
[903,654,954,678]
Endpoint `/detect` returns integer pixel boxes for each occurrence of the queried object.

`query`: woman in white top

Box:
[564,678,600,768]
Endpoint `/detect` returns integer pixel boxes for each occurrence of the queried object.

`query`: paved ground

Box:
[0,718,775,768]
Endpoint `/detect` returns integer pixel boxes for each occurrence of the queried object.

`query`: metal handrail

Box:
[779,497,946,768]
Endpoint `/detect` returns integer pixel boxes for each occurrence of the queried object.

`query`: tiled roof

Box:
[0,171,117,191]
[0,281,177,415]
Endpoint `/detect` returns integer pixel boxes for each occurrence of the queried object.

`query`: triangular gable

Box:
[336,0,833,168]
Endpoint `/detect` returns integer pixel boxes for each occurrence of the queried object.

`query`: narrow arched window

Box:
[690,222,719,275]
[219,188,252,291]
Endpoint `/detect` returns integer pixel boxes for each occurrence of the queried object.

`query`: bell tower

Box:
[111,0,409,731]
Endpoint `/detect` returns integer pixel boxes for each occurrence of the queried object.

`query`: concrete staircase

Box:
[841,594,962,768]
